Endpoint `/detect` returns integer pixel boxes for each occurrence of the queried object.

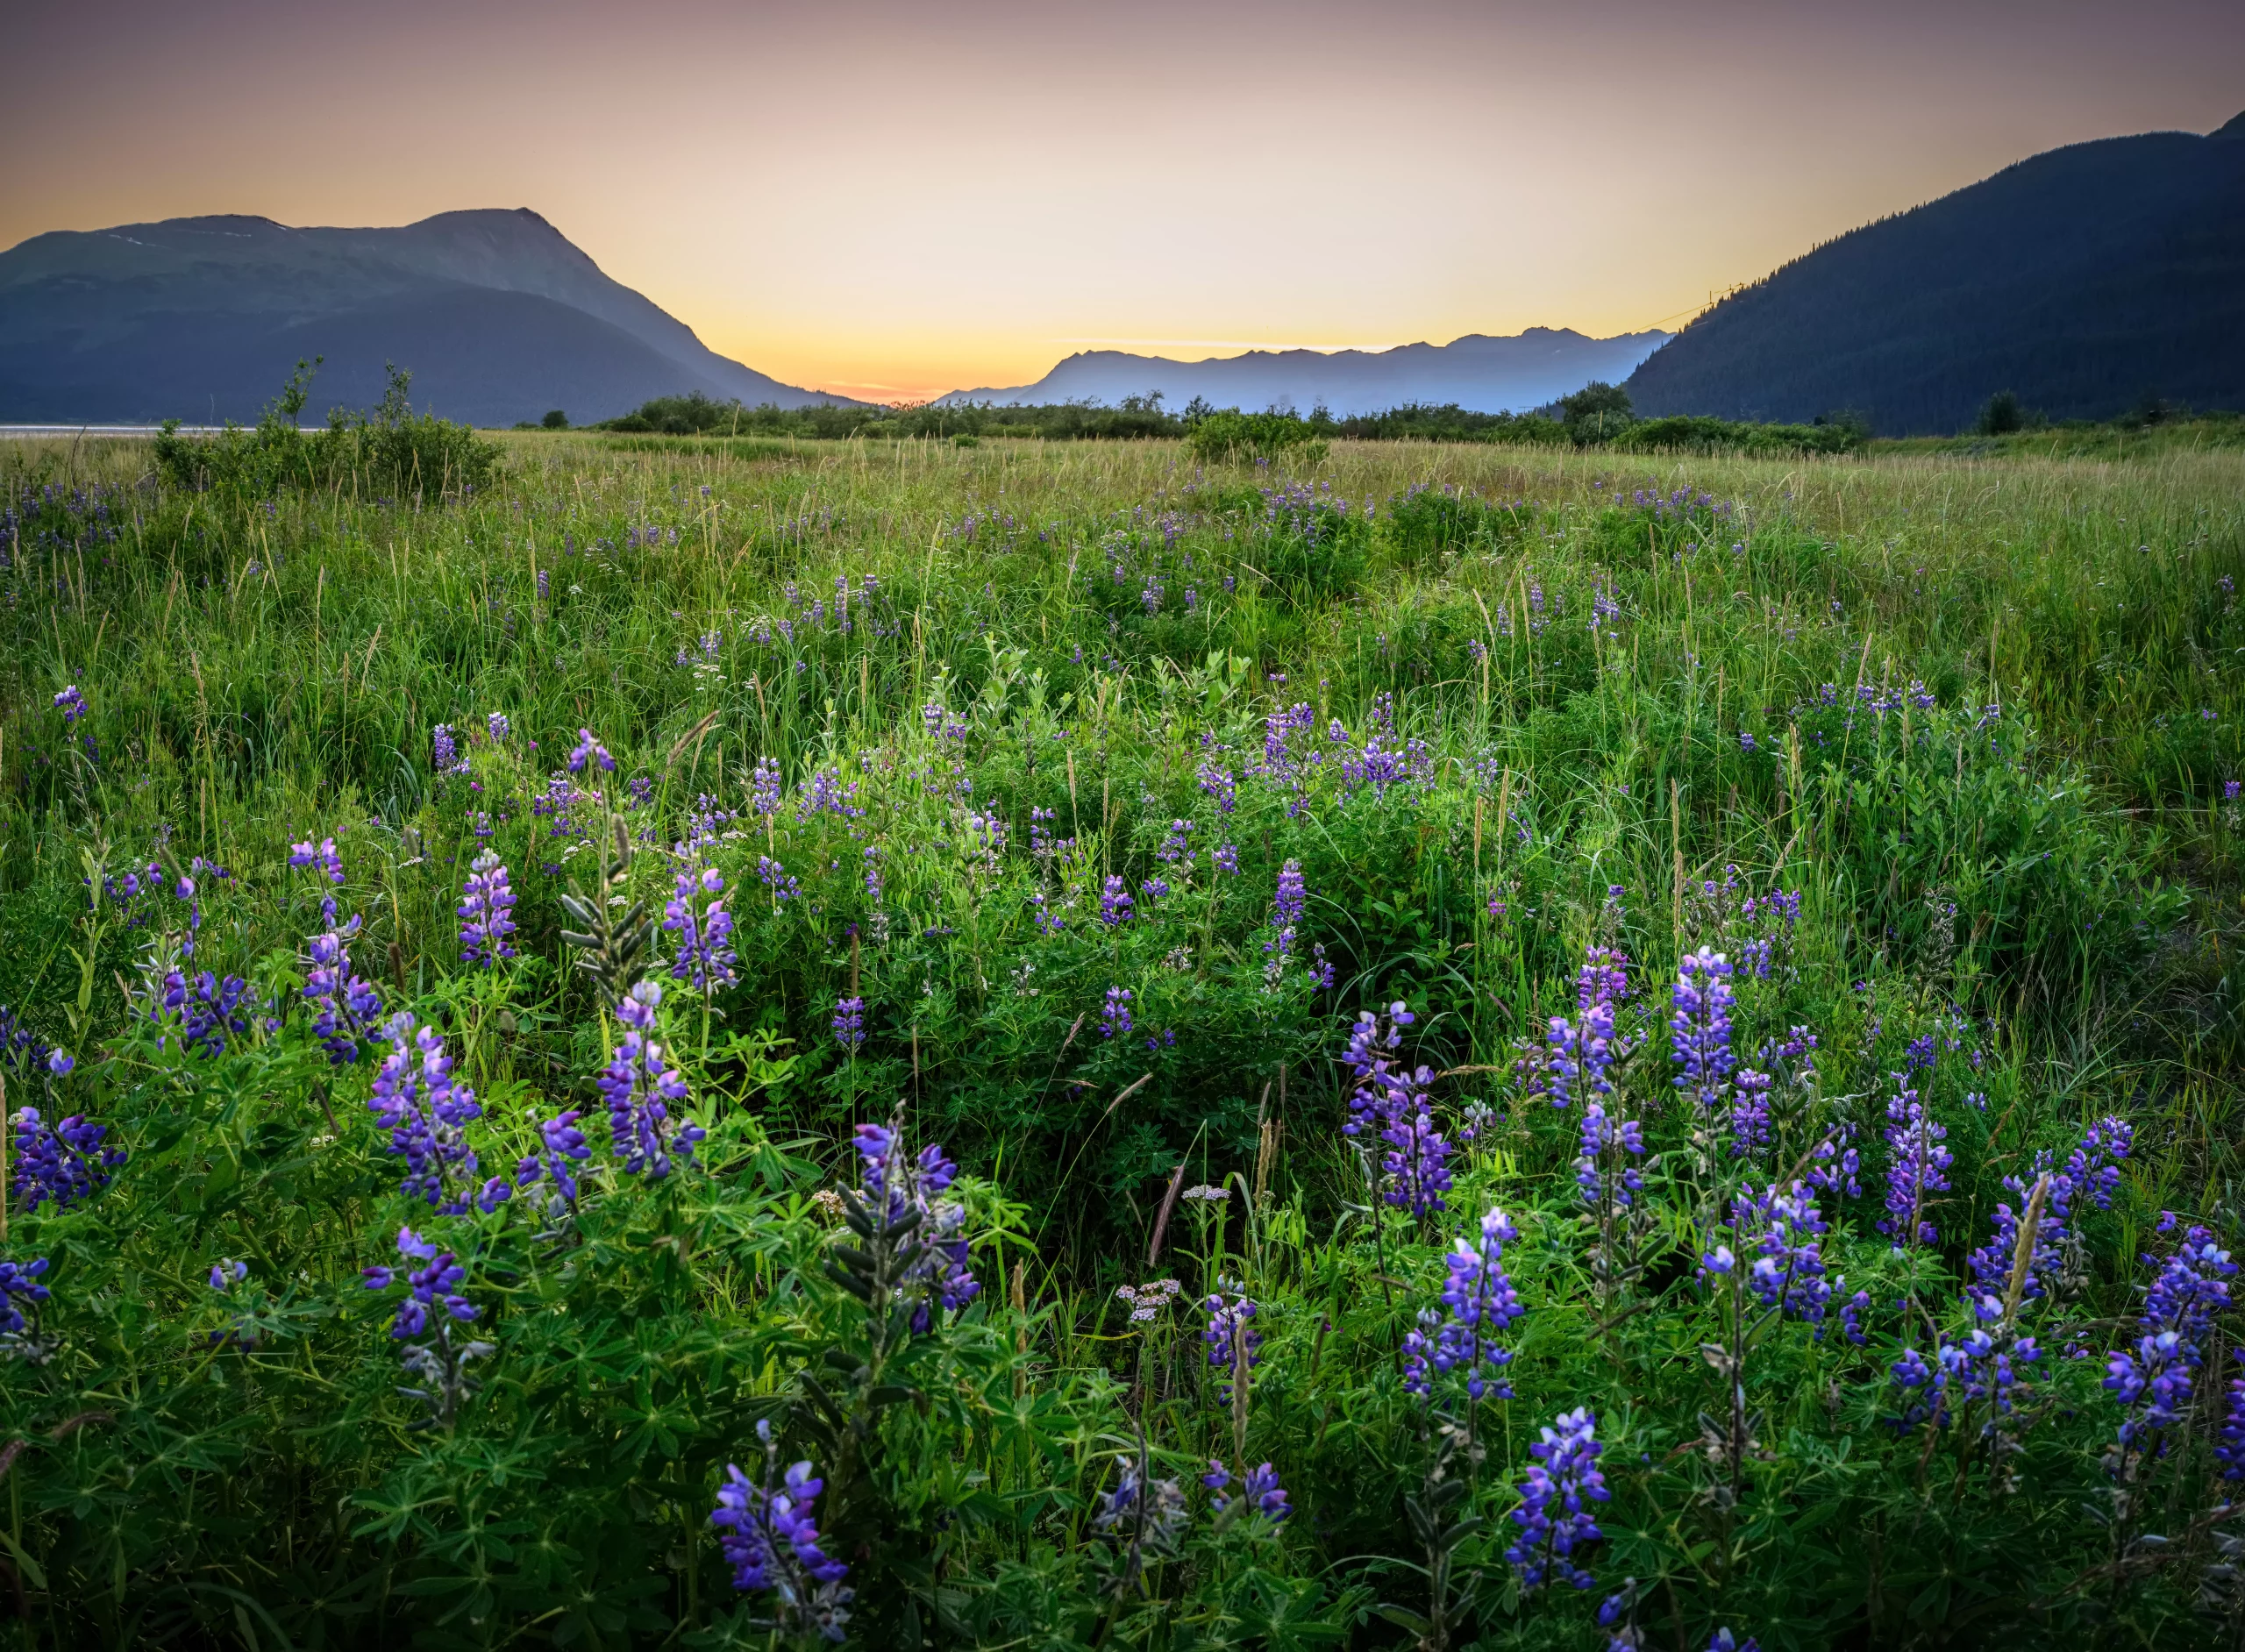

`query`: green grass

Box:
[0,431,2241,1647]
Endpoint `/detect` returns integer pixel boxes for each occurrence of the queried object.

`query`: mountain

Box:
[937,328,1671,417]
[0,209,858,425]
[1625,114,2245,434]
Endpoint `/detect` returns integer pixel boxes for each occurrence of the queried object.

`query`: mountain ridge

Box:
[936,326,1671,416]
[0,207,859,425]
[1623,115,2245,433]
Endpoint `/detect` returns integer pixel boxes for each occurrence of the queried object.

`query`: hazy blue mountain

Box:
[937,327,1671,417]
[0,208,858,425]
[1626,113,2245,434]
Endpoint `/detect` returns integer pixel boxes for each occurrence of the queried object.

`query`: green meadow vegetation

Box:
[1,419,2241,1649]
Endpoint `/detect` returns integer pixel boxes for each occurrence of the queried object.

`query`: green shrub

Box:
[1187,409,1329,466]
[153,361,500,502]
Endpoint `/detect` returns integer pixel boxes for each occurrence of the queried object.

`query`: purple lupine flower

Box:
[1197,761,1237,815]
[568,728,614,774]
[712,1421,853,1640]
[1576,946,1629,1011]
[0,1257,53,1340]
[53,685,87,723]
[1203,1459,1290,1521]
[487,711,510,743]
[1099,874,1134,927]
[1141,875,1170,904]
[367,1013,502,1214]
[1101,985,1134,1040]
[1573,1097,1645,1212]
[850,1124,977,1329]
[516,1109,590,1208]
[457,851,517,967]
[1341,1005,1454,1216]
[756,856,801,901]
[831,996,865,1052]
[1671,947,1736,1115]
[1214,843,1239,875]
[1273,859,1307,928]
[1737,1182,1834,1333]
[1728,1066,1773,1157]
[1506,1406,1609,1591]
[1204,1292,1262,1404]
[2217,1378,2245,1480]
[303,901,382,1064]
[1547,1001,1617,1111]
[1965,1115,2131,1303]
[1878,1077,1951,1250]
[1839,1290,1871,1346]
[601,982,704,1179]
[9,1106,124,1213]
[1310,942,1335,989]
[154,969,252,1057]
[2106,1330,2194,1449]
[289,837,346,884]
[664,863,737,990]
[749,756,783,815]
[361,1226,479,1339]
[431,723,465,775]
[1403,1206,1526,1401]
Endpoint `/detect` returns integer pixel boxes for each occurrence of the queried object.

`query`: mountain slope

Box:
[938,328,1671,417]
[1625,116,2245,434]
[0,209,854,424]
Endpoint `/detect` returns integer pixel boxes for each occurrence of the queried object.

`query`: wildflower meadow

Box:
[1,425,2241,1649]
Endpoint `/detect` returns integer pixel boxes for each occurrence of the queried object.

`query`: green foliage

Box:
[152,361,502,502]
[1558,380,1635,444]
[1978,389,2027,436]
[0,431,2241,1646]
[1187,411,1329,466]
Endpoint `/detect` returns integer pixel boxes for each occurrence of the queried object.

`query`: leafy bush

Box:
[1187,411,1329,466]
[153,361,500,502]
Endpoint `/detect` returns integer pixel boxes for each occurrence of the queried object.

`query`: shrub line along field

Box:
[0,426,2241,1648]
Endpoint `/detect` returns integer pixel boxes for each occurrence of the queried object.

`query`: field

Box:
[2,429,2242,1649]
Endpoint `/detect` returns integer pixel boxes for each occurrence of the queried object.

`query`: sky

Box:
[4,0,2241,402]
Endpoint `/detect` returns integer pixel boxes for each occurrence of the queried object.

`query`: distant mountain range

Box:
[1627,112,2245,433]
[0,208,857,425]
[936,328,1671,417]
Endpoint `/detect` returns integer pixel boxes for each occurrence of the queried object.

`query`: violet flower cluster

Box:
[831,995,865,1052]
[1877,1077,1952,1250]
[1965,1115,2131,1304]
[2104,1220,2236,1456]
[1670,947,1736,1116]
[362,1226,480,1338]
[1506,1406,1609,1591]
[1203,1459,1290,1522]
[304,899,382,1064]
[663,862,736,990]
[711,1421,853,1642]
[457,851,517,967]
[155,968,253,1058]
[601,981,705,1180]
[367,1012,509,1215]
[1101,985,1134,1040]
[852,1122,979,1331]
[1099,874,1135,927]
[1341,1004,1454,1217]
[1203,1291,1262,1405]
[568,727,615,774]
[1735,1182,1835,1333]
[0,1256,53,1342]
[9,1105,125,1213]
[516,1108,591,1212]
[1402,1206,1526,1402]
